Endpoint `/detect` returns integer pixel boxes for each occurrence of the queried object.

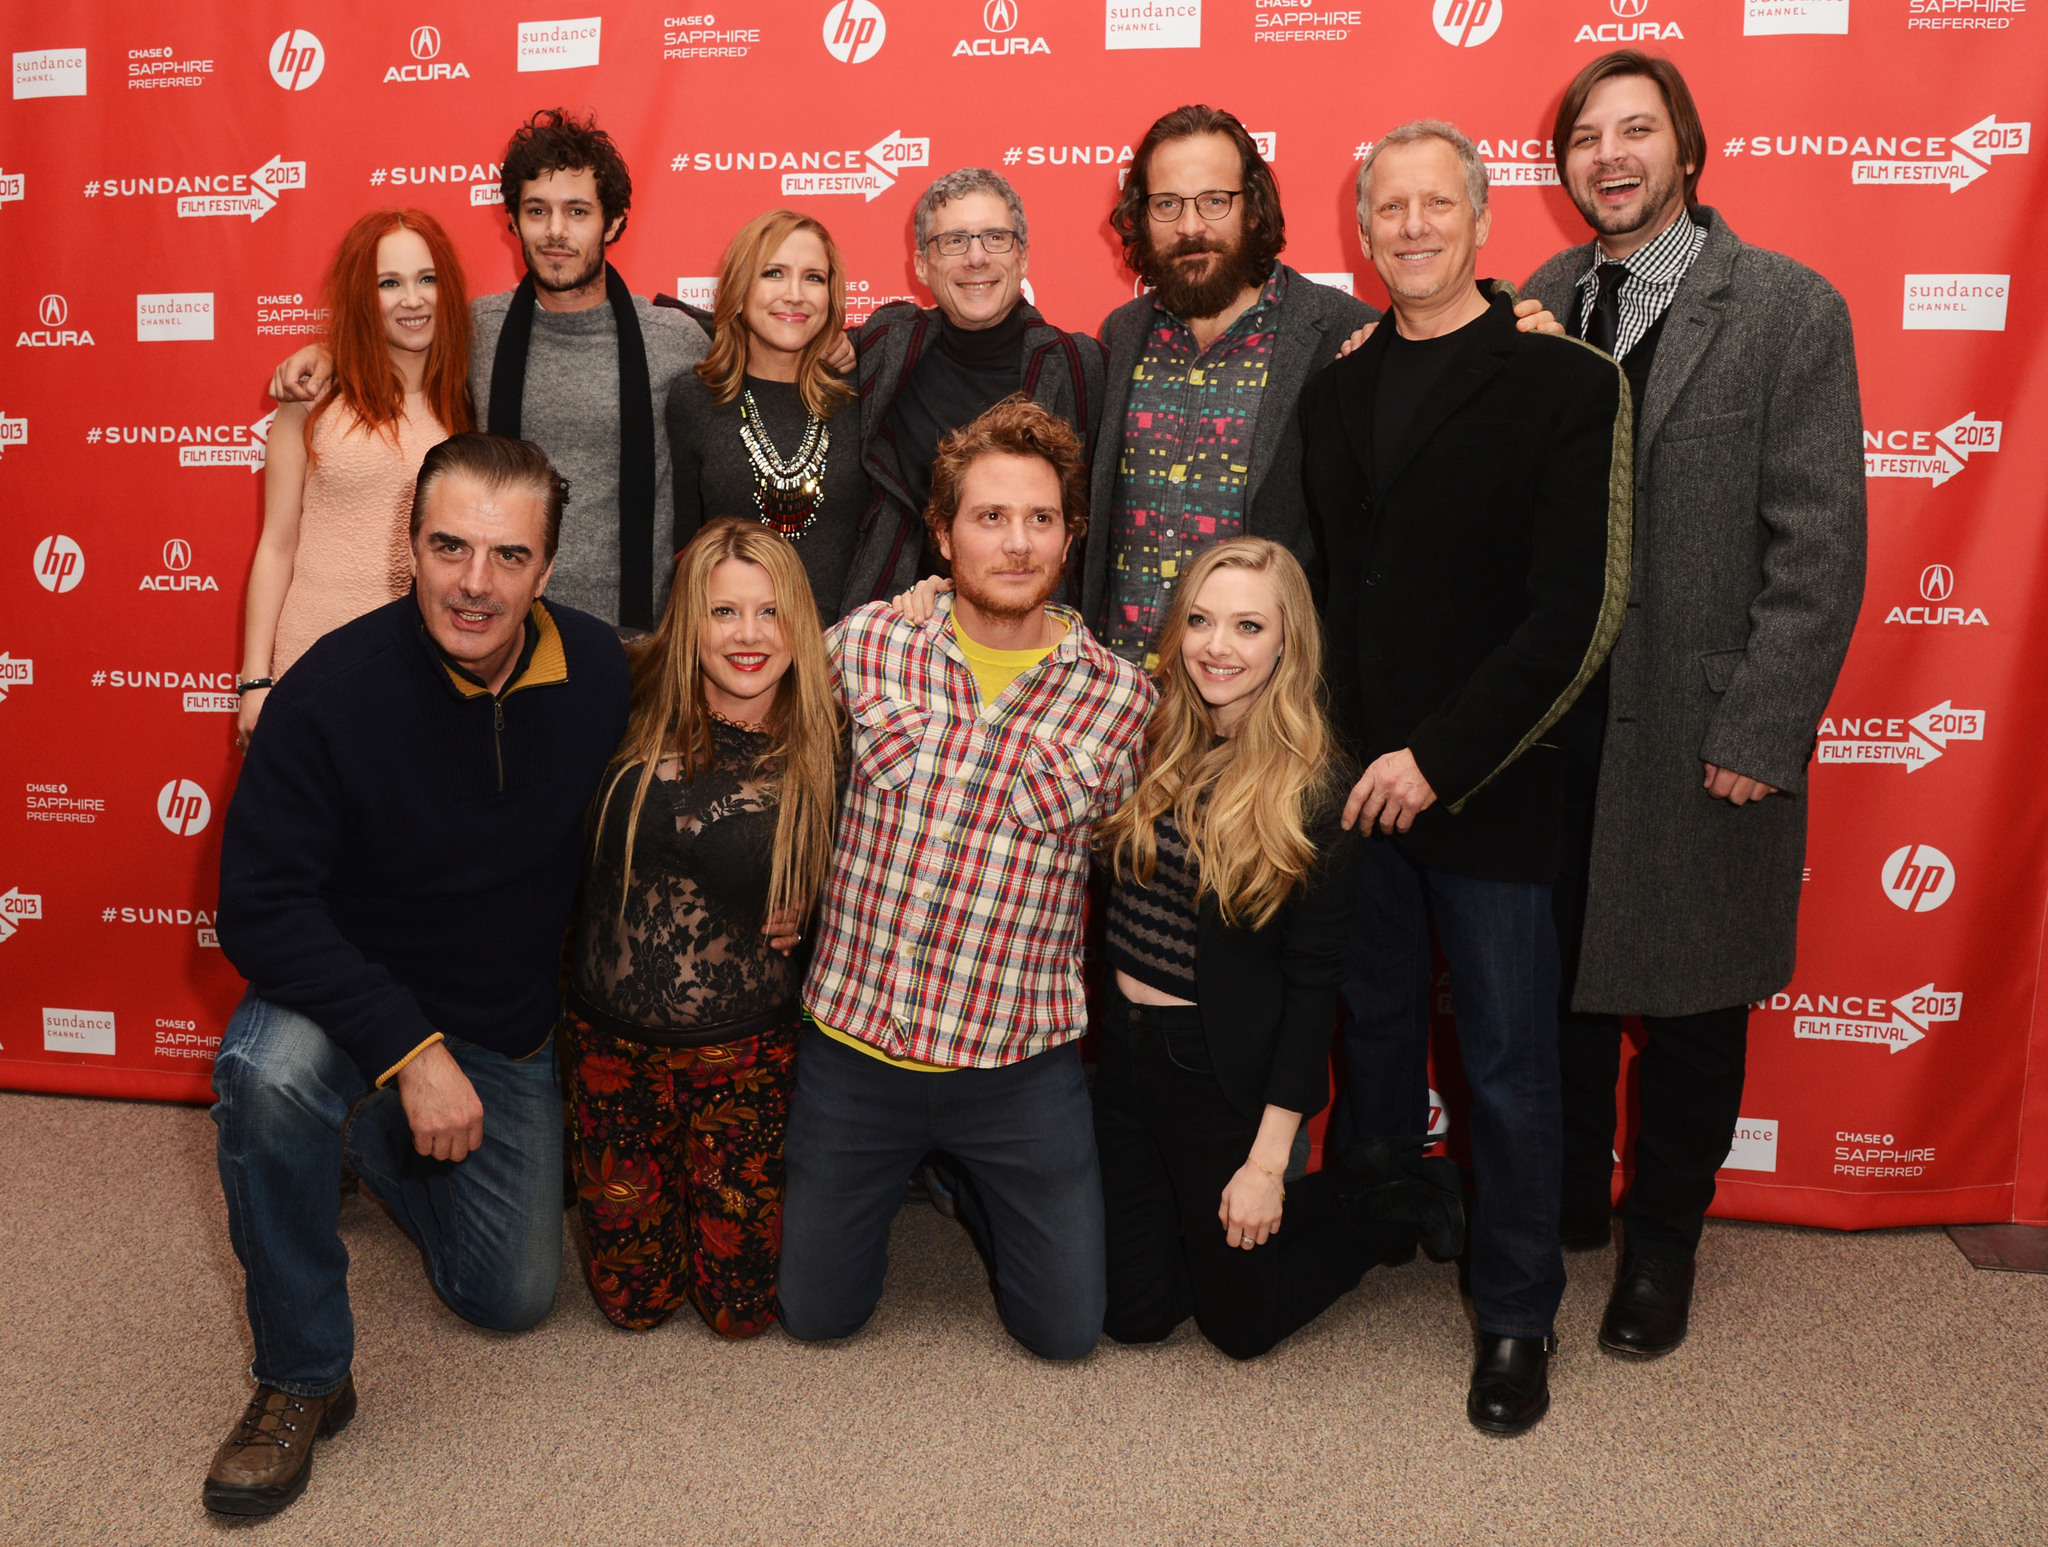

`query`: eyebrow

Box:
[426,530,534,559]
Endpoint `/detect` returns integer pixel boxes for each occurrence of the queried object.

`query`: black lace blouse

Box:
[573,719,798,1030]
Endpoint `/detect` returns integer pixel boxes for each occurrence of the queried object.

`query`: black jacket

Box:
[1300,281,1631,881]
[1181,783,1363,1123]
[218,595,629,1084]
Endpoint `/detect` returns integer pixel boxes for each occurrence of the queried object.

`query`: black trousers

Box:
[1093,984,1413,1361]
[1555,683,1751,1259]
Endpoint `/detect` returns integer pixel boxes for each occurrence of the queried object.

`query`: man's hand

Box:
[395,1041,485,1162]
[1332,297,1562,361]
[890,574,952,624]
[1703,763,1778,806]
[823,329,857,375]
[1343,748,1438,833]
[1335,320,1378,359]
[269,343,333,403]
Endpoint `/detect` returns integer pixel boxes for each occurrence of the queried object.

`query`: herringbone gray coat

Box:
[1525,209,1866,1016]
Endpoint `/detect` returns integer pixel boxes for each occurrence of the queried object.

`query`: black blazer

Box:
[1184,783,1364,1124]
[1299,281,1631,882]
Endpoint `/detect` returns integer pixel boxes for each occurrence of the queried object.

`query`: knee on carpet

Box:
[451,1256,560,1333]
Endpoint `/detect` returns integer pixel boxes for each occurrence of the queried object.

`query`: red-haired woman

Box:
[235,209,475,746]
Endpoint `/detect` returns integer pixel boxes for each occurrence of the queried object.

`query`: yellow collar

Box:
[440,601,568,699]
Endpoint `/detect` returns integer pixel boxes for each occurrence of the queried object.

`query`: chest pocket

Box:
[1008,737,1104,836]
[848,693,931,793]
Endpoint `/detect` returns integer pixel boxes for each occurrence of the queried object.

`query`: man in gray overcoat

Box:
[1524,50,1866,1359]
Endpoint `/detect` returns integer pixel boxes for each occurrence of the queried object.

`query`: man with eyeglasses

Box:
[1082,105,1375,672]
[841,167,1106,609]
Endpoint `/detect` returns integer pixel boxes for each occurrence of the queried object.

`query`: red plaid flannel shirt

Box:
[802,596,1154,1067]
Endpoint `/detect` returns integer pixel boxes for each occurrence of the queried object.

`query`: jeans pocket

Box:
[1161,1019,1213,1076]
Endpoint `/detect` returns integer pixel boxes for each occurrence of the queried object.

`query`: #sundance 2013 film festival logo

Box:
[88,411,275,472]
[86,156,307,222]
[1725,111,2030,190]
[671,129,930,203]
[1773,982,1962,1054]
[1863,407,2000,487]
[1816,701,1984,770]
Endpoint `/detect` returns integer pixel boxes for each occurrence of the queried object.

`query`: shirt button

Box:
[934,824,952,841]
[919,884,935,900]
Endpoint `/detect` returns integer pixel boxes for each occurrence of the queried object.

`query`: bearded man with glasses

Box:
[1081,104,1377,672]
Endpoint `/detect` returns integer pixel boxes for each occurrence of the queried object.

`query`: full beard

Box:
[952,559,1063,624]
[1140,233,1265,320]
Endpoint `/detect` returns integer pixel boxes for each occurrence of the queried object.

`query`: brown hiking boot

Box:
[201,1375,357,1516]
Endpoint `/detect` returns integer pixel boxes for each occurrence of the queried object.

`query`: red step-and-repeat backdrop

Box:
[3,0,2045,1226]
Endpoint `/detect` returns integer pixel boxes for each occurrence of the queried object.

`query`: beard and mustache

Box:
[1136,228,1268,321]
[951,553,1065,624]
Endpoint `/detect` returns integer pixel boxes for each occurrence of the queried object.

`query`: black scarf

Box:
[485,263,657,629]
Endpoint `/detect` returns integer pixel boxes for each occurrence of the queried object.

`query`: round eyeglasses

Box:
[1146,190,1243,223]
[927,228,1019,256]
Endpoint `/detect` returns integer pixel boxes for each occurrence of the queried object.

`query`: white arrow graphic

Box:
[1952,113,2031,162]
[1935,409,2001,462]
[0,652,30,701]
[1936,145,1991,192]
[1903,701,1985,772]
[247,409,277,473]
[0,886,43,942]
[1792,983,1961,1054]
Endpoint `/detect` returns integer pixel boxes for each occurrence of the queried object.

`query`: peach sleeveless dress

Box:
[271,395,447,674]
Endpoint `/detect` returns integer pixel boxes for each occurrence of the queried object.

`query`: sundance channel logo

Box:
[1903,274,2009,330]
[43,1007,116,1056]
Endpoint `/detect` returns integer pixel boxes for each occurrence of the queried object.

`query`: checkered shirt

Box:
[1572,210,1707,362]
[802,596,1154,1067]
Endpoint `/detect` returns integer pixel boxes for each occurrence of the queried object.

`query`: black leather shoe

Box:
[1467,1333,1553,1435]
[1599,1255,1696,1358]
[1331,1137,1466,1260]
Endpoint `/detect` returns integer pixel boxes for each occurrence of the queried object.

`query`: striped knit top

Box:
[1105,812,1200,1000]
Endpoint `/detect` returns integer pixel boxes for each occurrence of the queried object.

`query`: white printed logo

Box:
[1783,984,1961,1054]
[1863,409,2000,487]
[1885,563,1987,628]
[0,652,31,701]
[1745,0,1850,34]
[142,537,220,592]
[137,292,214,342]
[267,31,325,91]
[1574,0,1682,42]
[14,48,88,99]
[1816,701,1984,771]
[33,535,83,593]
[1474,137,1559,187]
[958,0,1049,54]
[1722,1118,1778,1173]
[1856,114,2029,189]
[17,293,93,348]
[43,1008,116,1056]
[388,23,471,81]
[1903,274,2009,331]
[1433,0,1502,46]
[0,886,43,942]
[1881,843,1954,912]
[672,276,717,310]
[157,779,212,837]
[0,166,23,206]
[91,412,274,472]
[823,1,888,60]
[413,26,442,57]
[518,17,603,71]
[1107,0,1203,48]
[678,130,932,203]
[0,409,24,455]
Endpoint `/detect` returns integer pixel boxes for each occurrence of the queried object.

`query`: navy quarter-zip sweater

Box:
[219,592,629,1085]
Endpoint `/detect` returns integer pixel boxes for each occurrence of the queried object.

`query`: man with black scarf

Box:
[271,110,707,633]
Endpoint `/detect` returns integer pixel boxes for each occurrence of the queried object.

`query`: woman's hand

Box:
[889,574,952,624]
[1218,1160,1286,1250]
[763,908,804,957]
[235,687,270,752]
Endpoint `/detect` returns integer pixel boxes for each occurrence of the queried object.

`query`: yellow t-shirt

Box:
[812,611,1064,1072]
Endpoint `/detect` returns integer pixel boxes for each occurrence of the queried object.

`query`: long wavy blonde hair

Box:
[695,209,854,420]
[594,519,843,928]
[1098,539,1332,930]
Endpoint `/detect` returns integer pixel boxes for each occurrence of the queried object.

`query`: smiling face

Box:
[697,557,791,724]
[740,227,832,370]
[515,166,623,299]
[1180,565,1283,735]
[1563,73,1694,256]
[375,225,438,359]
[1359,136,1490,310]
[913,190,1028,331]
[937,451,1069,625]
[412,473,555,692]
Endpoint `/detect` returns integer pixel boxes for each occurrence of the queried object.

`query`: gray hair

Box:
[914,167,1029,251]
[1355,120,1489,222]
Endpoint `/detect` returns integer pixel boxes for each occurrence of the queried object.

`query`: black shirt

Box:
[884,303,1028,510]
[1372,319,1473,490]
[1105,812,1201,1000]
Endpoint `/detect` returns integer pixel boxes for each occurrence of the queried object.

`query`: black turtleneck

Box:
[886,302,1029,510]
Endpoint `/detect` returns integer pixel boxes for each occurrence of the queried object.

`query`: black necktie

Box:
[1586,261,1628,357]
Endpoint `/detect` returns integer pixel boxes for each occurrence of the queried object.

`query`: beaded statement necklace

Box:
[738,388,830,542]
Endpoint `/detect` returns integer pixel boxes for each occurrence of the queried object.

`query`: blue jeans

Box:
[1338,840,1566,1338]
[778,1025,1106,1360]
[210,992,565,1395]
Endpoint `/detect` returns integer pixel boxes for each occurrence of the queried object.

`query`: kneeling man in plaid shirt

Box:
[779,397,1154,1359]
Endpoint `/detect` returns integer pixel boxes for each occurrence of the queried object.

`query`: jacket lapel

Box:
[858,307,933,511]
[1336,314,1393,495]
[1371,283,1517,497]
[1635,209,1736,453]
[1247,266,1324,498]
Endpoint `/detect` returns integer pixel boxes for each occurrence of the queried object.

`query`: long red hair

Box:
[306,208,474,461]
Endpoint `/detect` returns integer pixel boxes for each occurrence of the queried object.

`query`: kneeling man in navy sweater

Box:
[205,434,629,1517]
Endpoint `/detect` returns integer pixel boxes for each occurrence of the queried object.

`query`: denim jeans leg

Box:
[210,991,367,1396]
[1334,838,1434,1155]
[1427,871,1566,1339]
[342,1035,564,1333]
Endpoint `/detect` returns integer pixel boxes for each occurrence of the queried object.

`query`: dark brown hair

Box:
[410,433,568,559]
[499,108,633,240]
[1551,51,1707,207]
[1110,105,1286,278]
[924,395,1089,558]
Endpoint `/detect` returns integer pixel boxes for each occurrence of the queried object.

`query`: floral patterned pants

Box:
[563,1005,799,1338]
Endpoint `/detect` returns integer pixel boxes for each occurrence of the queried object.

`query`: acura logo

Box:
[163,539,192,572]
[1609,0,1647,15]
[1919,564,1954,601]
[411,25,441,59]
[38,294,66,327]
[984,0,1018,31]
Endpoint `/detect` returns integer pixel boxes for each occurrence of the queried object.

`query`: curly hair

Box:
[499,108,633,240]
[1109,105,1286,281]
[923,395,1089,560]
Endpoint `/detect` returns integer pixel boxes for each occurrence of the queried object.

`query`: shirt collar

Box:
[923,590,1105,674]
[1579,209,1705,288]
[433,601,565,699]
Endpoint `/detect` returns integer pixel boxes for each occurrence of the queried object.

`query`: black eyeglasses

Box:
[1146,189,1243,222]
[927,228,1019,256]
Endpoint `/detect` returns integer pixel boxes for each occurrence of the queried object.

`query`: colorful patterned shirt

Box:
[1100,263,1288,669]
[802,596,1154,1067]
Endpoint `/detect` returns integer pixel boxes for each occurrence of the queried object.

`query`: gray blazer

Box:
[1526,209,1866,1016]
[1079,266,1375,635]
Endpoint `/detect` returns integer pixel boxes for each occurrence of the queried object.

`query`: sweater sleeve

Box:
[666,382,708,561]
[216,693,444,1087]
[1260,795,1366,1118]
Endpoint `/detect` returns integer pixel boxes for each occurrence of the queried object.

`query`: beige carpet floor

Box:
[1,1089,2042,1546]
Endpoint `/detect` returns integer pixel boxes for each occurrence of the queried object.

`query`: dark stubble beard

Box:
[1571,157,1685,241]
[526,237,606,295]
[1141,227,1267,320]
